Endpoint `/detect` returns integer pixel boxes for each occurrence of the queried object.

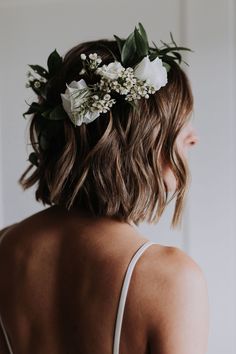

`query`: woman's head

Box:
[19,38,196,228]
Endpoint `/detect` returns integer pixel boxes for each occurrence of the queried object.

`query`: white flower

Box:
[133,56,168,90]
[80,53,86,60]
[60,79,100,126]
[103,94,111,101]
[77,110,100,126]
[89,53,98,60]
[34,81,41,88]
[79,68,86,75]
[96,61,124,80]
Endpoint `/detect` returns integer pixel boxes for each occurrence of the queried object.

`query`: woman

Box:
[0,24,209,354]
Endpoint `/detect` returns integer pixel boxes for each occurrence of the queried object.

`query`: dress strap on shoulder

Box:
[113,240,156,354]
[0,315,14,354]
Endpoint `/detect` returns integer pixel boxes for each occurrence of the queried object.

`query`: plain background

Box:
[0,0,236,353]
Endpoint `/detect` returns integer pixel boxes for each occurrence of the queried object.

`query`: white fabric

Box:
[113,240,155,354]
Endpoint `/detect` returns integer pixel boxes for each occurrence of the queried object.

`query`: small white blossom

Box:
[34,81,41,88]
[80,53,86,60]
[79,68,86,75]
[89,53,98,60]
[104,94,111,101]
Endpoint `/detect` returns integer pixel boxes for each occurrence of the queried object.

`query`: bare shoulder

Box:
[143,245,209,354]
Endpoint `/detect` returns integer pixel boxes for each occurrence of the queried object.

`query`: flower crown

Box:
[23,23,191,166]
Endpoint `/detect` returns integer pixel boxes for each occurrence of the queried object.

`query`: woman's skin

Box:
[0,121,209,354]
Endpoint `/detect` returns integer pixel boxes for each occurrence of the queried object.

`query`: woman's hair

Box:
[19,39,193,228]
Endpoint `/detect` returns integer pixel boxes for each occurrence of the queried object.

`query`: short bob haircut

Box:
[19,39,193,228]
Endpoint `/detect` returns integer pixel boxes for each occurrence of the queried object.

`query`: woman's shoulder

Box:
[139,243,209,353]
[143,243,207,303]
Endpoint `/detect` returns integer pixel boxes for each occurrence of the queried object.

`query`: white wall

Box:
[0,1,235,353]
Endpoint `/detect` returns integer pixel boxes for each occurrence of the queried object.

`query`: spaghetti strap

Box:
[113,240,156,354]
[0,315,14,354]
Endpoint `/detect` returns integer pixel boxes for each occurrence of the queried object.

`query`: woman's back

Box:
[0,206,160,354]
[0,206,208,354]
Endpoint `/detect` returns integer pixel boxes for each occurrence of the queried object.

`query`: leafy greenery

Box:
[47,49,63,76]
[23,49,65,121]
[114,22,192,69]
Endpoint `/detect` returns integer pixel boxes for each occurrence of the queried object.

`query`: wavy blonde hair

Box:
[19,39,193,228]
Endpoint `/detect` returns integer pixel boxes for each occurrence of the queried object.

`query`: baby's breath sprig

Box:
[80,53,102,78]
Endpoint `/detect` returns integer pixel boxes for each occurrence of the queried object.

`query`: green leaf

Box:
[41,108,52,118]
[23,102,45,118]
[47,105,67,120]
[148,52,159,61]
[170,32,177,47]
[138,22,149,45]
[159,46,192,56]
[151,41,160,54]
[28,152,39,167]
[172,51,182,63]
[121,32,137,66]
[160,39,171,48]
[28,65,49,79]
[113,35,124,55]
[134,27,148,57]
[47,49,63,76]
